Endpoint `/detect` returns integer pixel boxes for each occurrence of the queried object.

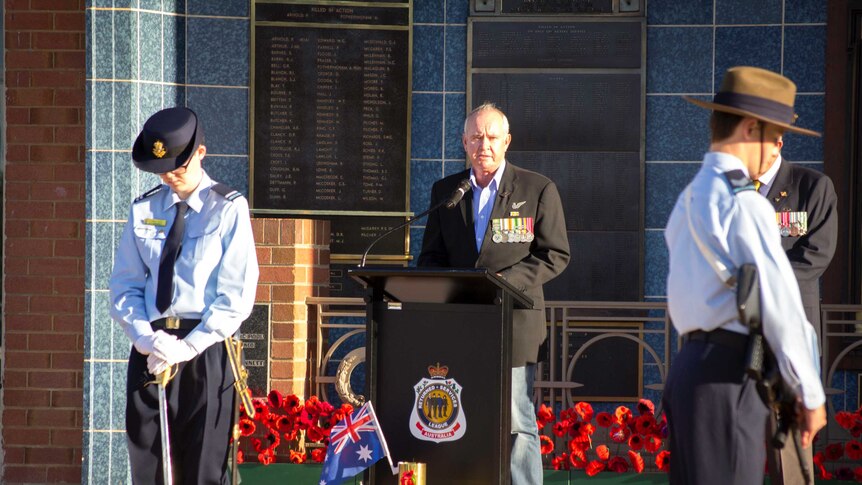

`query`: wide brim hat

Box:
[132,107,205,173]
[685,66,820,137]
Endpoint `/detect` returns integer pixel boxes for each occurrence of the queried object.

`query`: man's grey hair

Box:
[464,102,510,135]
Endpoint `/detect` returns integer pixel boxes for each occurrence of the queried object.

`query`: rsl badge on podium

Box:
[409,363,467,443]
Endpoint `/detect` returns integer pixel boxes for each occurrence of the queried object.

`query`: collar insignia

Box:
[152,140,167,158]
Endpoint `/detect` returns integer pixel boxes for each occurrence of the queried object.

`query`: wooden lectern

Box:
[349,268,533,485]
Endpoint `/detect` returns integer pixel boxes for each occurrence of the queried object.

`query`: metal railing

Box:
[307,298,862,413]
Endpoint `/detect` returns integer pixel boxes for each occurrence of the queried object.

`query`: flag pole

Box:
[366,401,398,475]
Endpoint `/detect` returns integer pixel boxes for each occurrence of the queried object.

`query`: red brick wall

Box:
[3,0,85,482]
[252,218,330,398]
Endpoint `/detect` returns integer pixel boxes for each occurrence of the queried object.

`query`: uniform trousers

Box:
[126,329,235,485]
[511,364,542,485]
[663,337,769,485]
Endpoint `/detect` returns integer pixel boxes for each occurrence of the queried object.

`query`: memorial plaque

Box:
[468,17,644,302]
[501,0,614,14]
[471,19,641,69]
[252,1,412,258]
[318,214,408,256]
[240,304,271,396]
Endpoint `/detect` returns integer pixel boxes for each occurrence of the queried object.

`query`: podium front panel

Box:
[370,302,511,484]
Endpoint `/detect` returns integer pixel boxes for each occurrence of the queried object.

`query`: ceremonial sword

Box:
[157,368,174,485]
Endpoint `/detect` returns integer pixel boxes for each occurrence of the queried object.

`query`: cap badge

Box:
[152,140,167,159]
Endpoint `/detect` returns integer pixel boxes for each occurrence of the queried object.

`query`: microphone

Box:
[445,179,472,209]
[359,179,471,267]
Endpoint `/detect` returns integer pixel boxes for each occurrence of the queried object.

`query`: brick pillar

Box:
[3,1,86,483]
[252,218,330,398]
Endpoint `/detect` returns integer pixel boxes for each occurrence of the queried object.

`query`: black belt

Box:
[151,317,200,330]
[682,328,749,352]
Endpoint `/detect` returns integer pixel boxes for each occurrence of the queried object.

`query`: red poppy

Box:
[628,434,644,451]
[637,399,655,415]
[274,415,293,433]
[575,402,594,422]
[596,412,615,427]
[298,409,317,430]
[311,448,326,463]
[537,403,555,426]
[585,460,606,477]
[854,466,862,482]
[615,406,633,425]
[237,449,244,465]
[307,425,325,443]
[268,390,283,410]
[304,396,322,417]
[836,411,857,429]
[258,449,275,465]
[318,401,335,418]
[251,437,265,453]
[552,453,570,470]
[835,467,855,480]
[266,429,281,448]
[568,438,589,456]
[540,435,554,455]
[569,450,587,469]
[553,420,570,437]
[284,394,302,415]
[607,456,629,473]
[645,435,662,454]
[628,450,645,473]
[289,450,306,464]
[816,462,833,480]
[596,445,610,461]
[851,421,862,438]
[610,424,631,443]
[846,440,862,460]
[636,414,656,435]
[813,451,825,466]
[560,408,577,422]
[252,400,269,420]
[239,418,256,437]
[655,450,670,472]
[825,442,844,461]
[283,428,297,442]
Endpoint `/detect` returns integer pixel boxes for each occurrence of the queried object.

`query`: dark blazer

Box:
[765,158,837,335]
[418,162,570,366]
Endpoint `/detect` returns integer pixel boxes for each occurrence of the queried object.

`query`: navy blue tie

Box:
[156,202,187,313]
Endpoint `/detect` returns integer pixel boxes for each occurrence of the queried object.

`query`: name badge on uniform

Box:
[775,210,807,237]
[491,217,534,243]
[143,218,167,227]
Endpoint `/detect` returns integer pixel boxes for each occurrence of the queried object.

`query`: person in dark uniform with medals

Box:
[663,67,826,484]
[418,103,570,484]
[109,107,259,484]
[755,140,837,485]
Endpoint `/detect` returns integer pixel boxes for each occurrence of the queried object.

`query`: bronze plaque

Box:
[240,304,271,397]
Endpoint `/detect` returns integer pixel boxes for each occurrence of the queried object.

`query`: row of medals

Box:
[491,218,535,243]
[776,210,807,237]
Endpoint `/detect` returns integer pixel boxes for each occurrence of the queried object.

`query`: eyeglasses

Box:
[164,157,193,176]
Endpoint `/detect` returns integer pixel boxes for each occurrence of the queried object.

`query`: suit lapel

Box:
[478,163,516,259]
[766,157,793,207]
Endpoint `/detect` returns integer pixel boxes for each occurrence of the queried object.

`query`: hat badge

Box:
[152,140,167,159]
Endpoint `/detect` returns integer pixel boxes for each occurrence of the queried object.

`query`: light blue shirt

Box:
[470,160,506,252]
[665,152,824,409]
[757,154,783,196]
[109,171,260,353]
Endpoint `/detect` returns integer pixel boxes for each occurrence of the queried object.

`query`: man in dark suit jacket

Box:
[418,103,570,484]
[759,146,837,485]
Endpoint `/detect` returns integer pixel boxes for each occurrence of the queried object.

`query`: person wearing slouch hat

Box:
[663,66,826,484]
[109,107,259,484]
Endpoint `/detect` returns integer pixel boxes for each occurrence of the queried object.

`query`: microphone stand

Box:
[359,188,467,267]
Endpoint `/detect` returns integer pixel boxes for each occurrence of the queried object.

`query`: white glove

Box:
[147,353,170,376]
[152,335,199,366]
[133,330,173,355]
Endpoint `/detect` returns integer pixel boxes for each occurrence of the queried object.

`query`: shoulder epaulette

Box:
[133,185,165,203]
[210,183,242,202]
[722,170,756,195]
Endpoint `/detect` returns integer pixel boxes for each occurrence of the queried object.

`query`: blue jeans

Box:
[511,365,542,485]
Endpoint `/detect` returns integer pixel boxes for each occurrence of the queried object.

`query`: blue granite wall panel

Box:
[647,0,713,25]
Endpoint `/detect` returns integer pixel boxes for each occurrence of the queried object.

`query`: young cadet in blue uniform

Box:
[110,107,259,484]
[419,103,570,484]
[663,67,826,484]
